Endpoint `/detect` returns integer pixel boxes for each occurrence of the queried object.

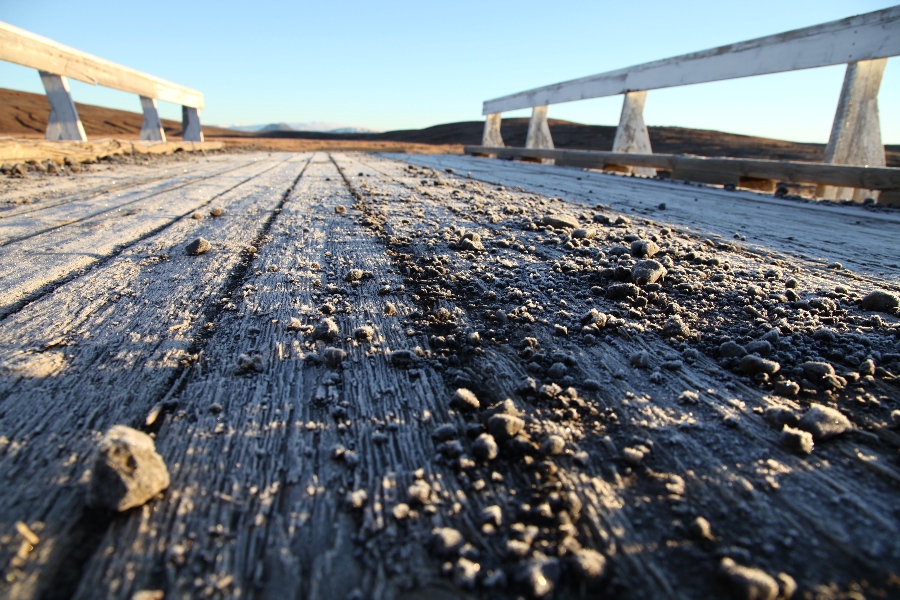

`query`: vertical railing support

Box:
[611,91,655,177]
[181,106,203,142]
[482,113,504,147]
[39,71,87,142]
[139,96,166,142]
[817,58,887,202]
[525,105,554,164]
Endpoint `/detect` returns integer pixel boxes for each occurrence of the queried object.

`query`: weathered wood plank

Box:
[464,146,900,193]
[483,6,900,113]
[0,153,897,600]
[405,153,900,282]
[0,154,291,318]
[0,153,311,599]
[0,21,205,108]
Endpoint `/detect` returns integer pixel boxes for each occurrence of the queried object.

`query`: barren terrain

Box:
[0,150,897,599]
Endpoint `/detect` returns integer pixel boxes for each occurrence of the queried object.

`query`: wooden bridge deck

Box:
[0,152,898,599]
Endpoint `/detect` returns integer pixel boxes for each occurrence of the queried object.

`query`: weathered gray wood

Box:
[138,96,166,142]
[0,153,898,600]
[404,152,900,281]
[818,59,888,202]
[39,71,87,142]
[181,106,203,142]
[610,91,655,177]
[482,113,504,148]
[0,153,310,600]
[465,145,900,194]
[0,20,205,108]
[0,155,286,317]
[482,6,900,113]
[525,106,553,151]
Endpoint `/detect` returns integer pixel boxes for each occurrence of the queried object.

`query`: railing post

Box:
[139,96,166,142]
[482,113,504,147]
[525,105,554,164]
[39,71,87,142]
[181,106,203,142]
[611,91,655,177]
[817,58,887,202]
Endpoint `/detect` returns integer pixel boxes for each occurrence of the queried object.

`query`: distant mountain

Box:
[225,122,382,134]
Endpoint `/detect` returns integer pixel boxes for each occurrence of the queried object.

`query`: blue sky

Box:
[1,0,898,143]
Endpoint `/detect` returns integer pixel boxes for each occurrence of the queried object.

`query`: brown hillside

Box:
[2,87,897,165]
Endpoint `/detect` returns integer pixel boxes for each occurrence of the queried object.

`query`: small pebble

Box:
[209,207,223,217]
[797,404,852,440]
[739,355,780,376]
[541,435,565,456]
[353,326,374,342]
[311,318,339,341]
[689,516,714,541]
[859,290,899,314]
[569,548,607,584]
[720,557,779,600]
[323,347,346,367]
[516,557,560,598]
[431,527,464,557]
[780,425,814,454]
[473,433,499,461]
[87,426,170,511]
[487,414,525,442]
[185,237,211,255]
[451,388,480,412]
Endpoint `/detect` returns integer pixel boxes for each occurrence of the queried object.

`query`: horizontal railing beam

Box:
[482,6,900,114]
[464,146,900,192]
[0,21,204,109]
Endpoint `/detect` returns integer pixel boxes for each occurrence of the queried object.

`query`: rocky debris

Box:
[86,426,170,511]
[780,426,814,454]
[209,207,223,217]
[455,231,485,252]
[482,505,503,527]
[569,549,607,584]
[408,480,432,504]
[335,204,347,214]
[389,349,419,367]
[859,290,899,314]
[454,558,480,589]
[662,316,691,338]
[235,353,264,374]
[451,388,480,412]
[323,347,347,367]
[764,407,799,429]
[541,435,565,456]
[185,237,211,255]
[516,556,560,598]
[311,318,339,341]
[487,414,525,442]
[719,341,747,358]
[631,239,660,258]
[631,259,667,285]
[353,326,374,342]
[572,228,596,239]
[739,355,780,376]
[689,516,714,541]
[473,433,499,461]
[719,558,780,600]
[431,527,465,557]
[542,214,578,229]
[345,269,364,282]
[346,489,368,510]
[797,404,852,440]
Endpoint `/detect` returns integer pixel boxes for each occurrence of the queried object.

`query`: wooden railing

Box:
[0,21,205,143]
[476,7,900,203]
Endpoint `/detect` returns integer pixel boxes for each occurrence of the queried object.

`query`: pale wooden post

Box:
[525,105,554,164]
[39,71,87,142]
[139,96,166,142]
[181,106,203,142]
[817,58,887,202]
[611,91,655,177]
[482,113,504,147]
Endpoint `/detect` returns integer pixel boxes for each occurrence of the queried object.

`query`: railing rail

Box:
[0,21,205,142]
[477,7,900,203]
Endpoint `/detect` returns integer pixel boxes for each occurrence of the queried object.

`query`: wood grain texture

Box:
[464,146,900,194]
[482,6,900,113]
[0,21,204,108]
[0,152,897,600]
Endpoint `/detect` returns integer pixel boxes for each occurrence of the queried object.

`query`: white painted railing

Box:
[0,21,205,143]
[478,7,900,202]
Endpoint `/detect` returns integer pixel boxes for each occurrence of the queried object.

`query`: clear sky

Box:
[1,1,898,143]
